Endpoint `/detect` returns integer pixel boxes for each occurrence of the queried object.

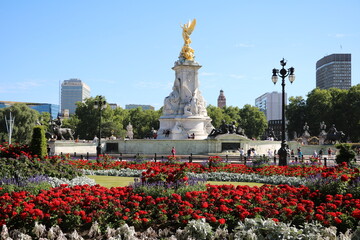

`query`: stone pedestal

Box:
[157,59,213,140]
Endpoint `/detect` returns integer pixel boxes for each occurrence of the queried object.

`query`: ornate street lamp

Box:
[94,96,107,161]
[272,58,295,166]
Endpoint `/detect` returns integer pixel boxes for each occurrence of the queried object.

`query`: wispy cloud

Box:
[328,33,350,38]
[15,81,43,90]
[200,72,217,76]
[235,43,255,48]
[97,79,117,84]
[135,81,172,90]
[229,74,245,79]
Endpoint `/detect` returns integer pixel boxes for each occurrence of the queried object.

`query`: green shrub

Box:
[0,157,82,180]
[0,182,52,195]
[335,143,356,165]
[30,126,48,159]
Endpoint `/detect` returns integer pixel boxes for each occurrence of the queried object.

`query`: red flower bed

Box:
[1,184,359,232]
[65,159,358,178]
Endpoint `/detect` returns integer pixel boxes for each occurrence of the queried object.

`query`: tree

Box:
[239,104,267,139]
[306,88,332,136]
[344,85,360,142]
[126,108,161,138]
[74,96,120,140]
[30,125,47,158]
[0,103,39,144]
[286,96,306,139]
[206,105,225,128]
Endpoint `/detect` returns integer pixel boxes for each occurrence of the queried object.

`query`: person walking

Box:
[328,148,332,158]
[171,146,176,156]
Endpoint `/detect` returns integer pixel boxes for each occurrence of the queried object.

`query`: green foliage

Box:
[73,97,161,140]
[30,126,48,158]
[286,96,306,139]
[207,104,267,139]
[0,182,52,195]
[206,105,226,128]
[0,156,82,180]
[335,143,356,165]
[285,85,360,142]
[0,103,39,144]
[239,104,267,139]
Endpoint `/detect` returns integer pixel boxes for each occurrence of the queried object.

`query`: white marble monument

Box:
[157,19,213,140]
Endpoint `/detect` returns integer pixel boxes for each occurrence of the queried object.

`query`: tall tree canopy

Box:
[0,103,39,144]
[286,85,360,142]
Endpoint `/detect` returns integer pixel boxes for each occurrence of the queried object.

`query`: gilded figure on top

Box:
[180,19,196,61]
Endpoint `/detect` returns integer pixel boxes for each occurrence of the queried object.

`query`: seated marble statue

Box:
[163,87,180,115]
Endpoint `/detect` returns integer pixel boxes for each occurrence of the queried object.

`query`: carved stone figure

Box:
[180,19,196,61]
[126,122,134,139]
[163,78,181,115]
[302,122,310,137]
[318,121,327,145]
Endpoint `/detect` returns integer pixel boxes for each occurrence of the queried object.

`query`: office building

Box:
[255,91,286,121]
[0,101,59,119]
[217,90,226,108]
[316,53,351,90]
[125,104,154,110]
[61,79,90,115]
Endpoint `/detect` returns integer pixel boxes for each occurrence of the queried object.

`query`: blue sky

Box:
[1,0,359,110]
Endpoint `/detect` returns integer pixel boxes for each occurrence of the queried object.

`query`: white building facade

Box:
[61,78,91,115]
[255,91,286,121]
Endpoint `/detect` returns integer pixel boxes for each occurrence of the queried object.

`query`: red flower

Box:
[334,217,342,224]
[315,214,324,221]
[218,218,226,224]
[352,209,360,219]
[201,202,209,208]
[340,174,349,182]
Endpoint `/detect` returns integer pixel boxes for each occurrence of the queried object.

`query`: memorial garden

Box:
[1,19,360,239]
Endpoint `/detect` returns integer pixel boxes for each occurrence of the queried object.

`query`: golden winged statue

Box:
[180,19,196,61]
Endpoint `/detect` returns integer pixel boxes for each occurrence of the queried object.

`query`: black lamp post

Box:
[272,58,295,166]
[94,96,107,161]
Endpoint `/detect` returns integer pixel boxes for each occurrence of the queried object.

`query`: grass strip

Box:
[87,175,263,188]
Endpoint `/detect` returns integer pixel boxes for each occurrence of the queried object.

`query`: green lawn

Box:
[87,175,263,188]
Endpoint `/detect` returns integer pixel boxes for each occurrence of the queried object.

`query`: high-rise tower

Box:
[61,78,90,115]
[316,53,351,90]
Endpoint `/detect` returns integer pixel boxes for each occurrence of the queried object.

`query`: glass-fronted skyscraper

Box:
[61,79,90,115]
[0,101,59,119]
[316,53,351,90]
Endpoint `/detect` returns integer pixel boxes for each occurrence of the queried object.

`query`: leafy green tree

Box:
[286,96,306,139]
[239,104,267,139]
[0,103,39,144]
[306,88,332,136]
[39,112,52,132]
[206,105,226,129]
[30,125,47,158]
[74,97,101,140]
[126,108,161,138]
[344,85,360,142]
[222,106,241,125]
